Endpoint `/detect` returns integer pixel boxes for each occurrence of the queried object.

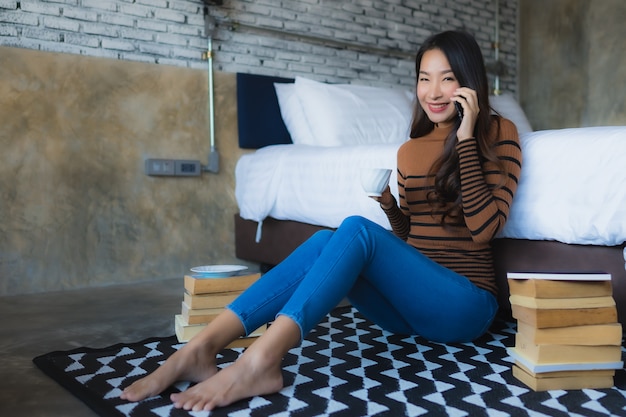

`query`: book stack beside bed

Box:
[175,268,266,347]
[507,272,624,391]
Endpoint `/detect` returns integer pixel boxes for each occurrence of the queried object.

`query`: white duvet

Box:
[236,143,400,241]
[236,126,626,246]
[502,126,626,246]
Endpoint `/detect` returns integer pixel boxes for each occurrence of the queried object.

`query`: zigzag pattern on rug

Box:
[34,307,626,417]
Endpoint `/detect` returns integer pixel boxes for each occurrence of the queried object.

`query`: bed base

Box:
[235,214,626,325]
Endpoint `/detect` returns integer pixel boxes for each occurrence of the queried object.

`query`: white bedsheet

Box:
[236,126,626,246]
[236,143,400,240]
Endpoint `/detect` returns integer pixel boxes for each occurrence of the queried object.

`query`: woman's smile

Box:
[427,102,452,114]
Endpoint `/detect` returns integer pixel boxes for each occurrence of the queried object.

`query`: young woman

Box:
[121,30,522,412]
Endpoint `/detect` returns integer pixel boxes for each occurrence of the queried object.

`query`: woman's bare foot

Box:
[120,339,219,402]
[169,315,301,411]
[170,344,284,411]
[121,309,246,402]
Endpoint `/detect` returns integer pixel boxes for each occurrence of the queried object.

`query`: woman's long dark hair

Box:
[409,30,503,226]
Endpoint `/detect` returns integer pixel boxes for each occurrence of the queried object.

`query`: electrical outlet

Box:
[175,160,201,176]
[145,159,201,177]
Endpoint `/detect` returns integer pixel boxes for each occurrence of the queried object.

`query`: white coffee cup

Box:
[360,168,392,197]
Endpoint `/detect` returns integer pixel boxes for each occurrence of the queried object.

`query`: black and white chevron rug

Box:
[33,307,626,417]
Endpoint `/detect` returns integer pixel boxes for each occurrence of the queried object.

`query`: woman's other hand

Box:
[371,186,394,209]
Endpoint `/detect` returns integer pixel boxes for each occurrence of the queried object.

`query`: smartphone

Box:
[454,101,464,119]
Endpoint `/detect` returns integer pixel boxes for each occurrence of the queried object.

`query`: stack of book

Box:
[507,271,623,391]
[174,271,266,347]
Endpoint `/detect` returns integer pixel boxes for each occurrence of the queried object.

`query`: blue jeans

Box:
[228,216,498,343]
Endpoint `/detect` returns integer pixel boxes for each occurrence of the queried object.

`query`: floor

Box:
[0,278,183,417]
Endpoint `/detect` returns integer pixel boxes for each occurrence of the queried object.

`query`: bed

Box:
[233,72,626,324]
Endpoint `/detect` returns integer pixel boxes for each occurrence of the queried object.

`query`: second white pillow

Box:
[292,76,413,147]
[274,82,316,146]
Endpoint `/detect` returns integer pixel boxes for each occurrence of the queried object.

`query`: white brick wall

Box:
[0,0,519,92]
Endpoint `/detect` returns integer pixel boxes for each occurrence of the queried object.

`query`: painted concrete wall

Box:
[519,0,626,129]
[0,47,248,295]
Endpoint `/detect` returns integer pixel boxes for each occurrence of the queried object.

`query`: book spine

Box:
[509,347,624,373]
[511,304,618,328]
[515,334,623,364]
[509,295,615,309]
[512,365,614,391]
[184,273,261,295]
[517,322,623,346]
[507,279,612,299]
[174,315,267,344]
[183,291,243,309]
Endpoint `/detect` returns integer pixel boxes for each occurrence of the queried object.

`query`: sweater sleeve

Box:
[457,118,522,243]
[381,168,410,240]
[382,198,409,240]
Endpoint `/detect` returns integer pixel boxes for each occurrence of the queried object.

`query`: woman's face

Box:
[417,48,461,128]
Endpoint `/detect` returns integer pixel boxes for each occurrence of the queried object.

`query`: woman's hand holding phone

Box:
[452,87,479,142]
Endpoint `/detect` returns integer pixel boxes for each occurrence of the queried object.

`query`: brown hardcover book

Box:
[181,302,224,325]
[184,272,261,295]
[507,278,612,299]
[516,321,623,346]
[507,347,623,373]
[511,304,618,328]
[514,361,615,379]
[174,315,267,344]
[509,295,615,310]
[514,333,623,364]
[183,290,243,310]
[175,314,207,342]
[512,364,614,391]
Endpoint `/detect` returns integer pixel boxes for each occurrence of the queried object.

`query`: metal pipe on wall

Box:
[493,0,501,95]
[203,8,219,173]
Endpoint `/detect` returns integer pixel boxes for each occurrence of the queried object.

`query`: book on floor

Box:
[512,364,615,391]
[184,272,261,295]
[507,272,612,281]
[507,277,613,299]
[514,361,616,379]
[516,321,623,346]
[509,294,615,310]
[507,347,624,373]
[174,314,267,345]
[511,304,618,329]
[181,302,224,325]
[514,333,623,364]
[183,290,243,310]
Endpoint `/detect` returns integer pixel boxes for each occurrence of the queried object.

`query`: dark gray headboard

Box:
[236,73,295,149]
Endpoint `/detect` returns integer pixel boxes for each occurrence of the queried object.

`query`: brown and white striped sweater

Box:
[384,117,522,295]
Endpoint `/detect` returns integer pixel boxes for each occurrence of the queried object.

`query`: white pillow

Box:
[292,76,413,146]
[490,94,533,135]
[273,83,316,145]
